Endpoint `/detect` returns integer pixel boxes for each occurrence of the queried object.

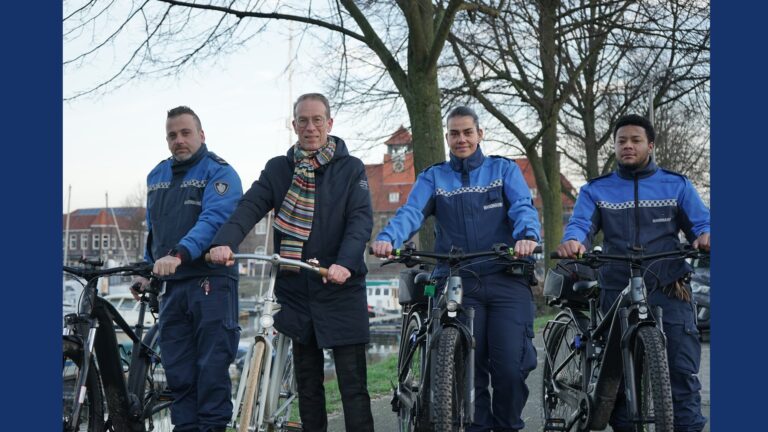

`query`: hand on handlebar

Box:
[556,240,587,259]
[692,232,710,252]
[208,246,236,266]
[324,264,351,285]
[371,240,395,259]
[153,255,182,276]
[514,239,539,257]
[130,276,149,301]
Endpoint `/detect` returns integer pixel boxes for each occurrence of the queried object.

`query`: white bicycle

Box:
[207,253,327,432]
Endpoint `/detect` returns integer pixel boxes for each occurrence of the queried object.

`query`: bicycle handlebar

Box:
[549,246,706,263]
[63,262,154,281]
[369,243,542,267]
[204,252,329,277]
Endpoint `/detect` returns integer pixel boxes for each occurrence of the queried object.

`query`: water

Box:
[324,333,400,381]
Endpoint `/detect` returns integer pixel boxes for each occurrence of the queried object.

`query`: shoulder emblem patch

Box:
[214,181,230,195]
[359,179,369,190]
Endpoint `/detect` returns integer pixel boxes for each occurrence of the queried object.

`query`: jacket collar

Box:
[171,144,207,175]
[616,155,658,179]
[449,145,485,173]
[286,135,348,169]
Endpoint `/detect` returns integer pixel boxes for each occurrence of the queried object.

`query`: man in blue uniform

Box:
[372,106,541,432]
[134,106,243,432]
[209,93,374,432]
[556,114,710,432]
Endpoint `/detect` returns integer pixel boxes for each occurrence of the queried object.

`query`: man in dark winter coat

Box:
[557,114,710,432]
[209,93,374,432]
[134,106,243,432]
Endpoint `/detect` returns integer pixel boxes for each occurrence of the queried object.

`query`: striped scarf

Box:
[273,137,336,270]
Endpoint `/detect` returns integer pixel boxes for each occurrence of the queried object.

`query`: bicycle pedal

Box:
[282,421,302,431]
[157,388,174,402]
[544,418,567,431]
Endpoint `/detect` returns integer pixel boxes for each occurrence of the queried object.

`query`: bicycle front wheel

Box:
[127,325,172,432]
[633,326,674,431]
[238,339,267,432]
[432,326,468,432]
[542,313,588,431]
[63,338,104,432]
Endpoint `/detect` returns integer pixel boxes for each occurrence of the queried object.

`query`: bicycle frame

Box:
[389,244,538,429]
[226,253,325,432]
[396,275,476,427]
[544,247,701,431]
[63,263,168,432]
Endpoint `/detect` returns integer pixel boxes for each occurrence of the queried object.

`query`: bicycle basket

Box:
[543,260,598,309]
[398,268,431,305]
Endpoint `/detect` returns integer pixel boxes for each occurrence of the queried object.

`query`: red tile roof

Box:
[384,126,412,146]
[63,207,144,231]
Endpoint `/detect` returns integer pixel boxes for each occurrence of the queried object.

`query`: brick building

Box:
[62,207,146,266]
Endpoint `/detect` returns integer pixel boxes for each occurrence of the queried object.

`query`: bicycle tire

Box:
[633,326,674,431]
[398,311,430,432]
[125,325,171,431]
[542,313,588,431]
[432,326,468,432]
[239,339,267,432]
[63,338,105,432]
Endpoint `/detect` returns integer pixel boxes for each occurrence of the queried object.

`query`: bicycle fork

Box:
[63,318,99,431]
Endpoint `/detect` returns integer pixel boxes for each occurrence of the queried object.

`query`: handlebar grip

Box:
[550,251,562,259]
[368,247,375,255]
[318,267,329,277]
[205,251,235,264]
[533,245,543,254]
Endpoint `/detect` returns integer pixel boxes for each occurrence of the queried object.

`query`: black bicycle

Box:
[542,246,706,432]
[376,243,539,432]
[63,258,172,432]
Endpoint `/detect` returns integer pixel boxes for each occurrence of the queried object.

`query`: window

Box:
[92,234,100,250]
[102,234,110,249]
[375,288,381,296]
[388,192,400,203]
[80,234,88,250]
[255,220,267,234]
[112,235,117,250]
[530,188,537,198]
[126,236,132,250]
[255,246,266,255]
[69,234,77,250]
[383,288,389,296]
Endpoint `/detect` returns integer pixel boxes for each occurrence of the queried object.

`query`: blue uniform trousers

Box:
[462,272,537,432]
[601,287,706,432]
[158,276,239,432]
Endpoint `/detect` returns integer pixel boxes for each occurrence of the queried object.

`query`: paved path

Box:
[329,331,711,431]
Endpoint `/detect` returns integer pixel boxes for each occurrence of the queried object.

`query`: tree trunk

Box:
[403,68,445,252]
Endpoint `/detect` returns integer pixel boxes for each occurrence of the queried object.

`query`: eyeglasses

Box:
[295,116,327,129]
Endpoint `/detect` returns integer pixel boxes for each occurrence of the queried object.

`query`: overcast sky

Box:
[63,27,412,212]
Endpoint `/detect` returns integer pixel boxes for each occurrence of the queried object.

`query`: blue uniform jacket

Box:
[376,146,541,277]
[145,144,242,280]
[563,158,710,291]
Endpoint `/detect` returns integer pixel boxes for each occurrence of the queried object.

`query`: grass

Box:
[322,313,556,415]
[227,312,558,430]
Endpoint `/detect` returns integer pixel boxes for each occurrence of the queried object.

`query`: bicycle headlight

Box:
[446,300,459,312]
[259,314,274,329]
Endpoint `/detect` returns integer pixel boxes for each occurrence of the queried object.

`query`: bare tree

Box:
[558,0,710,183]
[64,0,500,250]
[446,0,634,266]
